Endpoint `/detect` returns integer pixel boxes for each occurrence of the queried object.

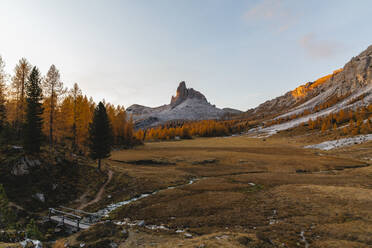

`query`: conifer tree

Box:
[0,184,15,227]
[43,65,65,148]
[0,92,5,135]
[71,83,82,151]
[0,56,7,134]
[88,102,112,171]
[26,219,42,240]
[24,67,43,154]
[181,126,191,139]
[0,184,9,224]
[12,58,31,138]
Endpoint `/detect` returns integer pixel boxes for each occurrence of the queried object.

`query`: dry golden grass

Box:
[52,239,67,248]
[120,231,258,248]
[0,243,21,248]
[67,136,372,247]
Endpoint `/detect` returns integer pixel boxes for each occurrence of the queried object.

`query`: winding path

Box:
[78,168,113,210]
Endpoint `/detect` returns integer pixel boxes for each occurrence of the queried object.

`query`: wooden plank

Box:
[50,216,91,230]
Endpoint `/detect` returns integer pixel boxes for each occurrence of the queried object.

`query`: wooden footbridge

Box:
[48,206,101,230]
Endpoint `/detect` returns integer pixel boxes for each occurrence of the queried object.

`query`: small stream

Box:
[19,178,200,247]
[94,171,260,221]
[80,178,200,233]
[21,176,260,246]
[91,178,198,222]
[300,231,310,248]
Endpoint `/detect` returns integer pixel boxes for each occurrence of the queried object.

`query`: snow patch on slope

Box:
[129,98,225,128]
[157,98,224,120]
[257,85,372,136]
[277,84,372,120]
[304,134,372,150]
[127,81,239,128]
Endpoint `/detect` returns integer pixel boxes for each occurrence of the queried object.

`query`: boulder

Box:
[11,157,41,176]
[184,233,193,238]
[33,193,45,203]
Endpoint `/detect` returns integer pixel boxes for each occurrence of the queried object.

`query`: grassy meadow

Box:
[60,135,372,247]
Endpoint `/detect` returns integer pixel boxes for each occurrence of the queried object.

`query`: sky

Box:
[0,0,372,111]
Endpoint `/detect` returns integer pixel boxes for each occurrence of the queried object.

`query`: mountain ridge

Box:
[248,44,372,135]
[127,81,242,129]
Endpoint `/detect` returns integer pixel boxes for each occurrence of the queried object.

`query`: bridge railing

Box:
[48,208,84,230]
[59,206,101,220]
[48,206,102,230]
[59,206,102,223]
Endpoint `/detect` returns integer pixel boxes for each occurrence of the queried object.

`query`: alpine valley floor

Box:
[55,135,372,248]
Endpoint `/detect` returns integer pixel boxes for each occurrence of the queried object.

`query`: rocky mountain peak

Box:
[170,81,207,107]
[127,81,240,129]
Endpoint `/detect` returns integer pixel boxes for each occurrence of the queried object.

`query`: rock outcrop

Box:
[11,156,41,176]
[291,69,343,99]
[127,82,241,129]
[170,81,207,107]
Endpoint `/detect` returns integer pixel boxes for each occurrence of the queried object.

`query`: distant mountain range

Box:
[127,81,242,129]
[128,45,372,132]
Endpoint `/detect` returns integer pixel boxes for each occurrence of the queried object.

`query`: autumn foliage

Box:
[264,93,352,128]
[307,104,372,135]
[134,119,250,142]
[0,56,140,152]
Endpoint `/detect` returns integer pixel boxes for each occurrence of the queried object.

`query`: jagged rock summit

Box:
[170,81,207,107]
[127,81,241,129]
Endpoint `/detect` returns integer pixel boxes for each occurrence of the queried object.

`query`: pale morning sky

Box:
[0,0,371,111]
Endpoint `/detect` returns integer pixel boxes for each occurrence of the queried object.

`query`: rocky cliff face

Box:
[291,69,343,99]
[127,82,240,129]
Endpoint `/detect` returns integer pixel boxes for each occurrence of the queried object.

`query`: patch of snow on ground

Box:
[278,85,337,119]
[304,134,372,150]
[300,231,310,248]
[20,239,42,248]
[256,85,372,136]
[277,84,372,120]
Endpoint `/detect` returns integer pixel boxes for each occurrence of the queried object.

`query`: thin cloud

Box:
[243,0,297,32]
[299,33,344,59]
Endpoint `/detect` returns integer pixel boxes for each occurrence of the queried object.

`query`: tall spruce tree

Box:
[88,102,112,171]
[24,67,43,154]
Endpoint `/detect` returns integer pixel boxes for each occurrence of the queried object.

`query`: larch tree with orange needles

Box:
[0,56,7,134]
[43,65,66,149]
[11,58,31,138]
